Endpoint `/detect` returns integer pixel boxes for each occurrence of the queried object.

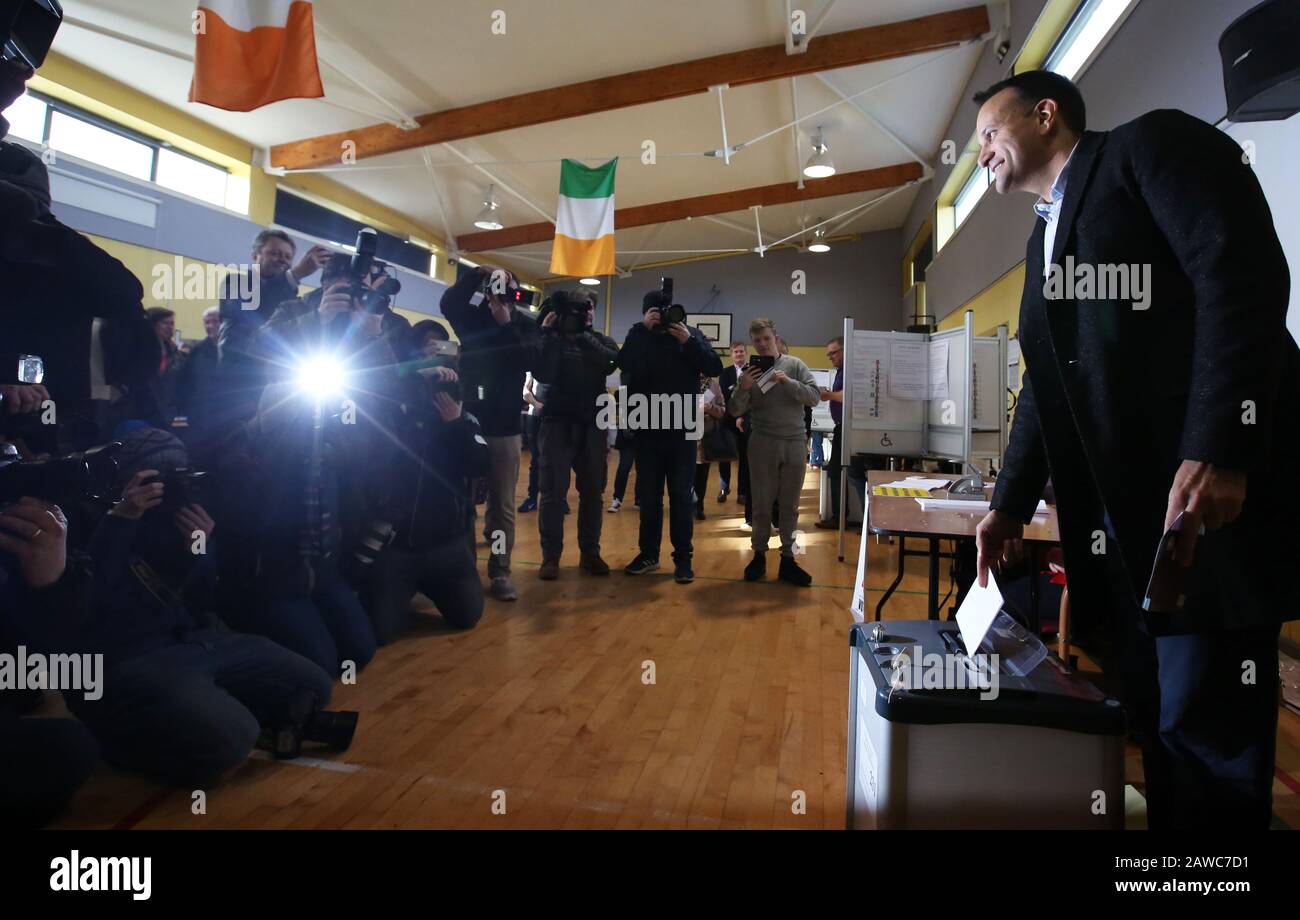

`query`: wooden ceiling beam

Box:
[269,6,988,169]
[456,161,923,251]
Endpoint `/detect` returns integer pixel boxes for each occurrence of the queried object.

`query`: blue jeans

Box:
[635,437,697,563]
[68,629,333,787]
[236,558,377,678]
[810,433,825,467]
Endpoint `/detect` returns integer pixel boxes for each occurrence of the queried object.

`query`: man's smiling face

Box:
[976,87,1050,196]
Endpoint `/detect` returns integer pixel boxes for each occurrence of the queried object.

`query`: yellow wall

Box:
[33,52,461,286]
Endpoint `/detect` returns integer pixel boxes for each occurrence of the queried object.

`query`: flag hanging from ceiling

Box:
[189,0,325,112]
[550,158,617,278]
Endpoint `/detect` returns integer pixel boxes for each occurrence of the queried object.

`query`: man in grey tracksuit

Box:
[728,317,820,586]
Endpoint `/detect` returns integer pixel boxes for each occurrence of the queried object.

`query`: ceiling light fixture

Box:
[808,228,830,253]
[803,127,836,179]
[473,184,504,230]
[579,277,601,286]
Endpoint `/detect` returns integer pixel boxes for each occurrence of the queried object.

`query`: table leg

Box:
[928,537,941,620]
[874,535,906,622]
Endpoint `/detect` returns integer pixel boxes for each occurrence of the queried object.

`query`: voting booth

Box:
[845,619,1126,830]
[833,311,1010,558]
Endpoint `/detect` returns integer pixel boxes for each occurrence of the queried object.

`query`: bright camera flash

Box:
[295,355,348,399]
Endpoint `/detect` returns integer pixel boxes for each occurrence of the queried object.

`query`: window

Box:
[1044,0,1136,80]
[5,91,46,143]
[48,109,154,180]
[953,166,992,230]
[10,89,247,214]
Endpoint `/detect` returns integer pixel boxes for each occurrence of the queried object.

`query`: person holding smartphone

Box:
[727,318,820,586]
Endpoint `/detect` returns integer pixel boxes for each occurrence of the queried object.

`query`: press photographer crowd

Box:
[0,42,840,821]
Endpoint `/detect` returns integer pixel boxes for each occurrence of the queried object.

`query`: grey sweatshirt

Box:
[727,354,820,440]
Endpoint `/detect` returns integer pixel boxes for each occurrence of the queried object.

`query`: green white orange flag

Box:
[189,0,325,112]
[549,158,617,277]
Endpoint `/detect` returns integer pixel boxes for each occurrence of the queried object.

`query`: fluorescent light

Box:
[803,128,836,179]
[456,257,479,269]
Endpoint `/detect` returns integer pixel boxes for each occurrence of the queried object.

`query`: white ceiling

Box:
[52,0,991,279]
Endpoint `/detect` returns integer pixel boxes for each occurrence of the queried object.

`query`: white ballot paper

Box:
[955,574,1004,657]
[887,341,928,400]
[756,367,779,394]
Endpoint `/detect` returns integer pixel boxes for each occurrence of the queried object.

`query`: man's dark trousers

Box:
[635,437,696,564]
[538,418,607,561]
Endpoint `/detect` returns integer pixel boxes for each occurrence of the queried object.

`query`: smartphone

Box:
[745,355,776,374]
[1141,511,1198,613]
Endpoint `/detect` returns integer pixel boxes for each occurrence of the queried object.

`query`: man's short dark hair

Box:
[730,340,747,349]
[828,335,844,348]
[411,318,450,343]
[973,70,1086,135]
[253,228,295,253]
[146,307,174,325]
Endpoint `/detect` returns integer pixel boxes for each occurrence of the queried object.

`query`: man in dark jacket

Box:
[616,292,723,583]
[533,290,618,579]
[1,56,149,451]
[175,306,223,466]
[439,266,542,602]
[970,71,1297,829]
[358,359,488,642]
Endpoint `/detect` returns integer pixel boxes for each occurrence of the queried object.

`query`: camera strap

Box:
[128,557,187,613]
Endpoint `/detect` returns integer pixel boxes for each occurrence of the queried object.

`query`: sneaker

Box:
[674,561,694,584]
[580,553,610,576]
[623,554,660,575]
[716,488,728,503]
[539,559,560,580]
[741,520,752,531]
[607,498,622,513]
[517,496,538,513]
[694,505,705,521]
[778,555,812,587]
[813,518,840,530]
[743,553,766,582]
[490,576,518,601]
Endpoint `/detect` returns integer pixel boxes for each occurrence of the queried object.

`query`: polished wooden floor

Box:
[49,453,1300,829]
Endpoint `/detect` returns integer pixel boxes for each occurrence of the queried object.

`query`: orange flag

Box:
[189,0,325,112]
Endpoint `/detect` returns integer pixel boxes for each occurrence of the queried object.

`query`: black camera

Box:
[648,277,686,332]
[257,687,359,761]
[340,227,402,315]
[477,268,522,308]
[141,468,206,512]
[0,441,119,504]
[1,0,63,71]
[542,290,591,336]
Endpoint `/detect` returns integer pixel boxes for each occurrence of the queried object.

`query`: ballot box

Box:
[845,620,1125,829]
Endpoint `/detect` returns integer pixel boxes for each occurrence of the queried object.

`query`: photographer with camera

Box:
[52,426,347,786]
[2,5,151,452]
[439,266,542,602]
[1,422,101,825]
[356,344,488,641]
[615,280,722,583]
[533,289,618,579]
[727,318,820,586]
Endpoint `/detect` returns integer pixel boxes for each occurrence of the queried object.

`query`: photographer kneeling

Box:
[534,290,618,579]
[357,348,488,642]
[62,429,345,787]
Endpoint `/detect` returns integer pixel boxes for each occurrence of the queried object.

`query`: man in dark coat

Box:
[971,71,1296,829]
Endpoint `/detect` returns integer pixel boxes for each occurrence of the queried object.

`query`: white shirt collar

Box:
[1033,141,1079,220]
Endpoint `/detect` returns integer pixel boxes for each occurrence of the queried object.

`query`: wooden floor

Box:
[49,452,1300,829]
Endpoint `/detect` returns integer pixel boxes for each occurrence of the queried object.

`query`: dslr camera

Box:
[541,289,592,336]
[475,268,523,309]
[647,277,686,332]
[0,441,120,504]
[141,468,207,512]
[338,227,402,315]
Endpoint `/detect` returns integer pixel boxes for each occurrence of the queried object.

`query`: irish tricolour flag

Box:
[549,158,617,278]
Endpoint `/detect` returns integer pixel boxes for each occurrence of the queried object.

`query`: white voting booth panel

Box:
[835,311,1009,566]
